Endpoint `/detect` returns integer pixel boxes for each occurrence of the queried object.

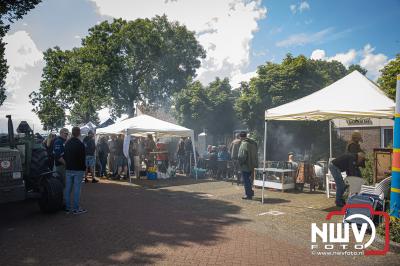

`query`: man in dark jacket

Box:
[97,136,109,177]
[238,132,258,200]
[328,152,366,207]
[64,127,87,214]
[176,137,186,172]
[83,131,98,183]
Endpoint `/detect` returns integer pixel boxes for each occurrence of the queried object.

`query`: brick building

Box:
[332,118,393,154]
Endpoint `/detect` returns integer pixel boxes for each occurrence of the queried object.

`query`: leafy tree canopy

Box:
[30,15,205,129]
[378,54,400,100]
[348,64,367,75]
[174,77,236,136]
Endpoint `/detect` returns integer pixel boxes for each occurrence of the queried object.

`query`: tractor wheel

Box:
[38,177,64,213]
[30,147,50,178]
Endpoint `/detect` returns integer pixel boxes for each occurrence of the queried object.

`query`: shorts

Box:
[86,155,95,168]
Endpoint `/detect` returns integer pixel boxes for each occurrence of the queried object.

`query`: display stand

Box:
[254,167,296,192]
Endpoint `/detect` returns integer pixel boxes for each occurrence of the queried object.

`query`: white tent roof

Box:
[265,71,395,121]
[96,114,193,137]
[80,122,96,135]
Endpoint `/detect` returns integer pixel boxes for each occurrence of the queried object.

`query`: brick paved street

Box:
[1,177,399,265]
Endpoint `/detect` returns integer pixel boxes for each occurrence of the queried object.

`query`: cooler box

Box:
[147,172,157,180]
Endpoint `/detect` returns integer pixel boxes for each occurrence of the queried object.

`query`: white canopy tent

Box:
[261,71,395,202]
[97,114,198,178]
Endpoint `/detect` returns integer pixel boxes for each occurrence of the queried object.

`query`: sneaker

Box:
[73,208,87,215]
[92,178,99,183]
[242,196,252,200]
[64,209,70,214]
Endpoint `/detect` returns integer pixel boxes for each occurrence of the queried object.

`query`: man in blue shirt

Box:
[53,128,69,186]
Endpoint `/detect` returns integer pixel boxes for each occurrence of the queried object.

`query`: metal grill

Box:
[0,149,23,187]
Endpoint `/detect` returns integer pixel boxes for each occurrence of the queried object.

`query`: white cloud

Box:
[329,49,357,67]
[359,44,389,80]
[0,31,44,132]
[310,48,356,67]
[299,1,310,12]
[310,49,325,60]
[88,0,266,86]
[290,1,310,14]
[230,70,257,88]
[4,31,42,85]
[276,28,332,47]
[309,44,390,80]
[290,4,297,14]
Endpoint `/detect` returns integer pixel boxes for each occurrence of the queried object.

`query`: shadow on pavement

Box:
[252,197,291,204]
[0,182,248,265]
[112,175,218,189]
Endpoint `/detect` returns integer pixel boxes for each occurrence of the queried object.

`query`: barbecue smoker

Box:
[0,115,63,212]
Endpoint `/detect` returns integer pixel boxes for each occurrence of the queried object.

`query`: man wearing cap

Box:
[238,131,258,200]
[347,131,363,154]
[83,130,98,183]
[53,128,69,186]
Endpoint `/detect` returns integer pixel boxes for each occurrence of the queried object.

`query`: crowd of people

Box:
[176,137,194,174]
[41,125,366,207]
[42,128,163,214]
[196,132,258,200]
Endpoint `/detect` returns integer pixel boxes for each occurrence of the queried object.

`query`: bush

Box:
[360,153,374,185]
[377,216,400,243]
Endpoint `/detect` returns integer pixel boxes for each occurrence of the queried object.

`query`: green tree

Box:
[174,81,210,134]
[31,16,205,129]
[174,78,236,136]
[81,16,205,117]
[30,47,70,130]
[30,46,110,128]
[0,0,42,106]
[378,54,400,100]
[347,64,367,75]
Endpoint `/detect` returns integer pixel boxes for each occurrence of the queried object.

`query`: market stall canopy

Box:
[265,71,395,121]
[96,114,193,137]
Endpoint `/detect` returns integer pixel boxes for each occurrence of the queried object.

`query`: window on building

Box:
[381,128,393,148]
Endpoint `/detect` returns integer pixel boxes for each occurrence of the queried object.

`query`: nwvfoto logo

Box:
[311,204,390,256]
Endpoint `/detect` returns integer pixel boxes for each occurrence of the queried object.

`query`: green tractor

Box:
[0,115,64,212]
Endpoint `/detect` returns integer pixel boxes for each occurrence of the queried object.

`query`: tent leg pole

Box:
[329,120,333,158]
[262,120,267,204]
[191,131,198,180]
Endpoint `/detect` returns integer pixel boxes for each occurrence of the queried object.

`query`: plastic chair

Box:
[360,176,391,203]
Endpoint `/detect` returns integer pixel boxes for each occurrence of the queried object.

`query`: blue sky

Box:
[249,0,399,72]
[1,0,399,131]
